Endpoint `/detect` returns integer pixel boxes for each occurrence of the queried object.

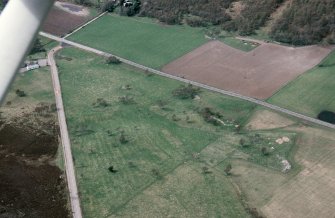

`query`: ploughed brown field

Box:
[162,40,332,99]
[42,5,90,37]
[0,121,70,218]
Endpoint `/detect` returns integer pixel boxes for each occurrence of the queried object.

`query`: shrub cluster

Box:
[172,84,200,99]
[200,107,223,126]
[105,56,121,64]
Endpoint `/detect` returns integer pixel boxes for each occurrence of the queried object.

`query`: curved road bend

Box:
[41,32,335,130]
[48,46,83,218]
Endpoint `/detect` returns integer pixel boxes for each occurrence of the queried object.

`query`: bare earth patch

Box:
[162,40,332,99]
[245,109,295,130]
[55,1,89,16]
[42,2,92,36]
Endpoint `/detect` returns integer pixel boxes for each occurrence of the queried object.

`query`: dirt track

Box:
[162,40,332,99]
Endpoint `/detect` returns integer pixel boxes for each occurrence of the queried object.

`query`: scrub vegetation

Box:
[57,48,300,217]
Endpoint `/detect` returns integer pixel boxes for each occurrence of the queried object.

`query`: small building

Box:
[26,63,39,71]
[123,0,133,7]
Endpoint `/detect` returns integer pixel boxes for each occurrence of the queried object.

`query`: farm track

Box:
[40,31,335,130]
[48,46,83,218]
[63,12,107,38]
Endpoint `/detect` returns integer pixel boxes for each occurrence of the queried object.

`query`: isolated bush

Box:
[151,168,163,179]
[239,138,247,147]
[202,166,211,174]
[92,98,109,107]
[171,114,180,121]
[105,56,121,64]
[224,163,232,175]
[261,147,270,156]
[15,89,26,97]
[172,84,200,99]
[108,166,118,173]
[119,132,129,144]
[119,95,135,104]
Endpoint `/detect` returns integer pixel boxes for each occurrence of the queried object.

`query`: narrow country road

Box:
[48,46,83,218]
[41,31,335,131]
[63,11,107,39]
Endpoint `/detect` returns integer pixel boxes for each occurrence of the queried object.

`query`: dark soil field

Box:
[42,5,90,37]
[0,117,70,218]
[162,40,332,99]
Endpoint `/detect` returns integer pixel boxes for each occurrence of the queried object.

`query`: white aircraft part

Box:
[0,0,55,103]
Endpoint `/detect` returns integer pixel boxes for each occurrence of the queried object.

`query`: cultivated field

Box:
[162,40,332,99]
[68,14,208,69]
[268,50,335,118]
[42,1,94,37]
[57,48,305,217]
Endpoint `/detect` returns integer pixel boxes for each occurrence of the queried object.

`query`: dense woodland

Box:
[139,0,233,25]
[270,0,335,45]
[68,0,335,45]
[224,0,284,35]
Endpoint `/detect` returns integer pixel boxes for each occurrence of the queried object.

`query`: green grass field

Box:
[268,50,335,117]
[68,14,208,69]
[57,48,300,217]
[3,67,54,105]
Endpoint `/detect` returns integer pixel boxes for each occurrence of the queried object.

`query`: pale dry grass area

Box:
[111,163,249,218]
[245,109,295,130]
[261,126,335,218]
[231,160,287,207]
[242,109,335,218]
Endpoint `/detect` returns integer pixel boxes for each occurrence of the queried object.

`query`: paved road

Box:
[48,46,83,218]
[41,32,335,130]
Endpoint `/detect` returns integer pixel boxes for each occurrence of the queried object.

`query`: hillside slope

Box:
[269,0,335,45]
[67,0,335,45]
[139,0,334,45]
